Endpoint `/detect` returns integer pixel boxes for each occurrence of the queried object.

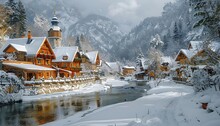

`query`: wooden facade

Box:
[2,61,56,80]
[175,51,191,65]
[52,52,82,77]
[122,66,135,76]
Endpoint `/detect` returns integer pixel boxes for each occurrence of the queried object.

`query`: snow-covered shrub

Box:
[191,69,212,92]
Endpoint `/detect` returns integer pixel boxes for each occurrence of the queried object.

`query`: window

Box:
[46,60,50,65]
[63,55,68,60]
[37,59,41,64]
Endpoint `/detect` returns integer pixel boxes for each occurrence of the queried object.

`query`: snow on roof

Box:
[106,62,120,72]
[0,37,47,57]
[161,56,172,64]
[52,46,78,62]
[86,51,98,64]
[3,63,55,71]
[122,66,135,69]
[9,44,27,52]
[175,49,197,61]
[189,41,203,51]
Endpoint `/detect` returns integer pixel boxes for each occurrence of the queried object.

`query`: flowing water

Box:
[0,83,150,126]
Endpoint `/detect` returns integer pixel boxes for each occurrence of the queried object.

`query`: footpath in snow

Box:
[43,79,220,126]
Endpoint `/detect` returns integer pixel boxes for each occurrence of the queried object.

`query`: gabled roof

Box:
[161,56,172,64]
[5,43,27,52]
[52,46,78,62]
[86,51,99,64]
[105,62,120,72]
[0,37,48,57]
[188,41,203,51]
[175,49,197,61]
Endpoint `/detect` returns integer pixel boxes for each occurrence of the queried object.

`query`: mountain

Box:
[68,14,124,60]
[114,0,204,62]
[24,0,81,38]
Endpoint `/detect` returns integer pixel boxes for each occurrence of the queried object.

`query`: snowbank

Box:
[105,79,130,87]
[44,79,220,126]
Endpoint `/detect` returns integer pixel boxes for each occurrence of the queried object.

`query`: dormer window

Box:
[63,55,68,60]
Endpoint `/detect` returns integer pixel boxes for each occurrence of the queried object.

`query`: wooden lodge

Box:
[0,27,101,83]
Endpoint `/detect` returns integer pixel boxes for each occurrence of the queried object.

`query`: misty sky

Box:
[68,0,175,32]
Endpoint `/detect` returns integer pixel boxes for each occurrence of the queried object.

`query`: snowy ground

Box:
[43,79,220,126]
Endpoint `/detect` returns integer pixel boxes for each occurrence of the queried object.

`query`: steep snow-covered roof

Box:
[3,63,55,71]
[106,62,120,72]
[189,41,203,51]
[0,37,47,57]
[52,46,78,62]
[175,49,197,61]
[86,51,98,64]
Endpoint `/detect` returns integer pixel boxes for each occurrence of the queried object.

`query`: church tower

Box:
[48,16,62,48]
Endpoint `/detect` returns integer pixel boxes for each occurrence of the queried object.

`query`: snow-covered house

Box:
[122,66,135,76]
[85,51,101,72]
[0,31,57,81]
[160,56,173,72]
[191,41,220,65]
[176,41,220,65]
[101,61,121,76]
[52,46,82,77]
[175,49,197,65]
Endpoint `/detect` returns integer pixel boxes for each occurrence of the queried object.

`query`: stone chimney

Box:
[27,31,32,44]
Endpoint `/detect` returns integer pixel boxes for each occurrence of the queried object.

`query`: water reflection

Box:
[0,84,150,126]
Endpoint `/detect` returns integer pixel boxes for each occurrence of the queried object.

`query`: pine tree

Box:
[75,36,82,51]
[5,0,19,38]
[192,0,220,37]
[17,0,26,37]
[173,22,179,42]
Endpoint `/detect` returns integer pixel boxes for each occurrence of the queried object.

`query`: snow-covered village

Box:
[0,0,220,126]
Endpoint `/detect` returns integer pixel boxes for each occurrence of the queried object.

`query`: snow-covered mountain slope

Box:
[68,14,124,60]
[24,0,81,38]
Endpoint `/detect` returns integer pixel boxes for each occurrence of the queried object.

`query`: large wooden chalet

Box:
[0,32,57,80]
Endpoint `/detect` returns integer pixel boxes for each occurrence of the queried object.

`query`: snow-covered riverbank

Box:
[43,79,220,126]
[23,78,130,102]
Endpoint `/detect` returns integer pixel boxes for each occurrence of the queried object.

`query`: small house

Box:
[52,46,82,77]
[122,66,135,76]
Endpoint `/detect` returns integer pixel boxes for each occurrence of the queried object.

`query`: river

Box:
[0,83,150,126]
